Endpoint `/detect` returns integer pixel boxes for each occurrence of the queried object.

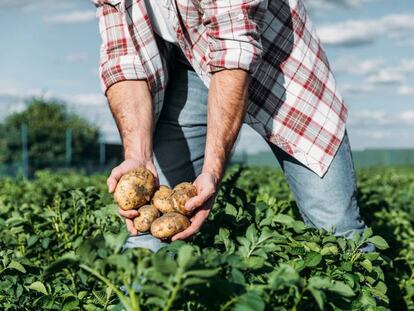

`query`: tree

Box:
[0,97,100,169]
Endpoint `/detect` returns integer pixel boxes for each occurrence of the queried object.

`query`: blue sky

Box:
[0,0,413,152]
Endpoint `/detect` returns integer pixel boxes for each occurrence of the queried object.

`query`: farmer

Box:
[92,0,372,252]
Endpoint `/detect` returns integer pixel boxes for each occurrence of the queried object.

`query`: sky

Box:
[0,0,413,153]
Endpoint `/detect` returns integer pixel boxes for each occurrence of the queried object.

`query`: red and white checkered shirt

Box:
[92,0,347,177]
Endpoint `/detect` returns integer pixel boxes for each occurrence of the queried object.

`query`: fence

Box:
[0,124,124,178]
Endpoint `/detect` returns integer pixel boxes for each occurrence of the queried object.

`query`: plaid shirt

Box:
[92,0,347,177]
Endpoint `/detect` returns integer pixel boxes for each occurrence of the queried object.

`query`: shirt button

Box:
[238,13,244,20]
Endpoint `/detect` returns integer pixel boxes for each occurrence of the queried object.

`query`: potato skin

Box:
[114,168,155,210]
[171,182,197,216]
[133,205,160,233]
[152,185,175,214]
[150,212,191,239]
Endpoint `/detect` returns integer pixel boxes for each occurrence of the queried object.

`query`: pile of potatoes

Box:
[113,167,197,239]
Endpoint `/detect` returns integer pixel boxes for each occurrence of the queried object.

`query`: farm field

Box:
[0,166,413,310]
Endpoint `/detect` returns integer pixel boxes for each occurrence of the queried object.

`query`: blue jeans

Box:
[123,45,372,253]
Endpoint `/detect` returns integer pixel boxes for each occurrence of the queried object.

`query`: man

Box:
[92,0,370,252]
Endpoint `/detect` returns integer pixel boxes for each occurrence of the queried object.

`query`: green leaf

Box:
[28,281,48,295]
[141,285,167,298]
[225,203,238,216]
[329,281,355,297]
[78,291,88,300]
[304,251,322,267]
[104,231,129,253]
[185,268,219,278]
[153,254,177,274]
[27,235,39,247]
[375,281,388,295]
[273,214,294,225]
[178,245,194,268]
[44,254,79,276]
[233,291,265,311]
[146,297,166,307]
[362,227,373,239]
[360,258,373,272]
[308,276,332,289]
[231,268,246,285]
[292,221,307,233]
[366,236,389,250]
[62,296,79,311]
[8,261,26,273]
[183,277,206,287]
[246,224,257,242]
[244,256,265,269]
[308,288,325,310]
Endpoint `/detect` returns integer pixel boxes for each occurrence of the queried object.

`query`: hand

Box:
[172,172,218,241]
[107,158,158,235]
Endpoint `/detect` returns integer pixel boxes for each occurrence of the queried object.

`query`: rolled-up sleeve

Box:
[201,0,266,74]
[92,0,147,95]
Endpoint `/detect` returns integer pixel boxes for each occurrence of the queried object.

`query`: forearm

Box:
[203,70,249,182]
[107,80,153,160]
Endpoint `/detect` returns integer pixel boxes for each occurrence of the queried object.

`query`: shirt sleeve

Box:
[201,0,266,74]
[92,0,148,95]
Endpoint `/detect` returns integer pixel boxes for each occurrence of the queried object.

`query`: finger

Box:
[107,167,122,193]
[148,163,159,187]
[107,176,117,193]
[172,209,209,241]
[125,218,138,235]
[185,188,213,211]
[118,207,139,219]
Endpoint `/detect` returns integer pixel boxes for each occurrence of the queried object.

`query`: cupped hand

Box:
[171,172,218,241]
[108,158,158,235]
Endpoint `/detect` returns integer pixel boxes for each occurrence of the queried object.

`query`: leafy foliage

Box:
[0,166,413,310]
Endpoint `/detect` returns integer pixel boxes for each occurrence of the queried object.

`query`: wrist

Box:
[124,147,153,163]
[201,166,222,187]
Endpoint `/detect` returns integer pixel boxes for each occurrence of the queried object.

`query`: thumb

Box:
[185,188,212,211]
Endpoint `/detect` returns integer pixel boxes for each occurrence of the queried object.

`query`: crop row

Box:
[0,167,413,310]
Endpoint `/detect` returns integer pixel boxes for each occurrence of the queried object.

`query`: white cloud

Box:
[0,0,81,13]
[44,10,96,24]
[367,69,405,85]
[333,57,414,95]
[305,0,368,10]
[317,14,414,46]
[349,109,414,127]
[399,111,414,124]
[398,85,414,96]
[339,83,375,96]
[64,93,106,106]
[65,52,89,63]
[333,57,384,76]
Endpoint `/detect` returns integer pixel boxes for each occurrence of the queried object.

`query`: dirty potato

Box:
[114,167,156,210]
[171,182,197,216]
[152,185,175,214]
[133,205,160,233]
[150,212,191,239]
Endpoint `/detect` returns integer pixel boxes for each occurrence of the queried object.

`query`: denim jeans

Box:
[123,44,373,253]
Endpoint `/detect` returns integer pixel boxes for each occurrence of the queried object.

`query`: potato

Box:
[151,185,175,214]
[171,182,197,216]
[114,167,156,210]
[133,205,160,233]
[150,212,191,239]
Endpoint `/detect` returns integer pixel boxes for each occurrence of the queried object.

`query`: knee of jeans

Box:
[300,192,364,235]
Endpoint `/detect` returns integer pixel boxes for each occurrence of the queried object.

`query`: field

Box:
[0,166,413,310]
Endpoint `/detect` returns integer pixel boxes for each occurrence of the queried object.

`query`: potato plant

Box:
[0,166,413,310]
